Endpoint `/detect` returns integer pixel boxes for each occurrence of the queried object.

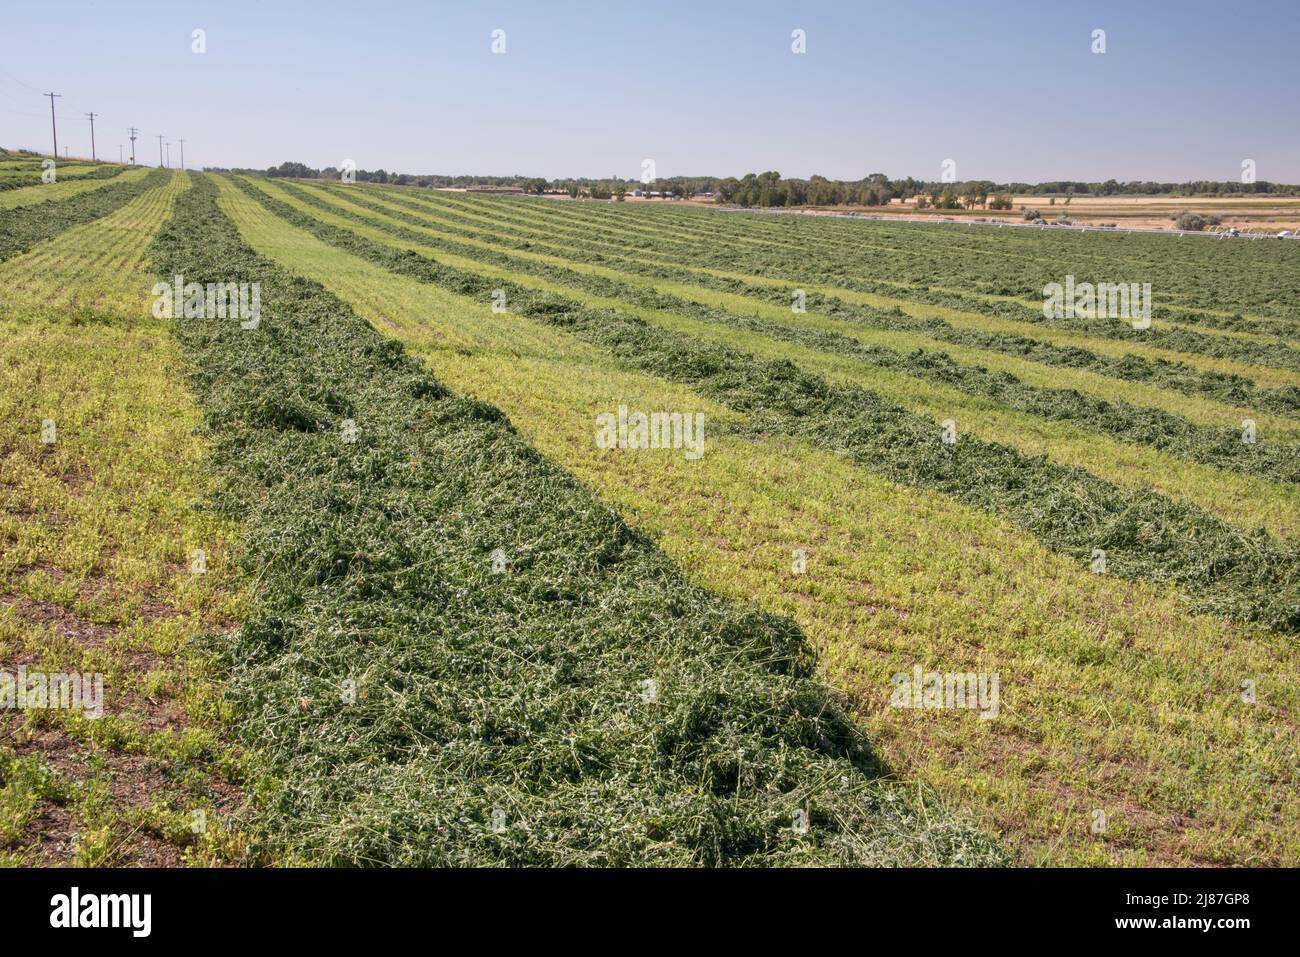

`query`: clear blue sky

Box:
[2,0,1296,182]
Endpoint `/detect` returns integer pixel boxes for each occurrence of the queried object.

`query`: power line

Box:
[0,70,43,93]
[43,92,61,159]
[85,111,98,161]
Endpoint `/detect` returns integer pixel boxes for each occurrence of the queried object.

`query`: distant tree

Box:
[934,189,960,209]
[960,181,991,209]
[267,160,317,179]
[1170,210,1221,231]
[1022,207,1042,221]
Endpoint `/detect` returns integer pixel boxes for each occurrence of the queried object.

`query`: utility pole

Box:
[164,142,171,168]
[156,134,164,167]
[128,127,138,165]
[85,112,98,161]
[44,92,61,159]
[178,138,185,170]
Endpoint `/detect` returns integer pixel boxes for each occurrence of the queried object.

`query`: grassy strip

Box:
[152,172,1002,866]
[0,169,166,263]
[293,181,1300,484]
[241,176,1300,633]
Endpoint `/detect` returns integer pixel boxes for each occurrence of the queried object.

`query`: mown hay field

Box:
[2,167,1296,866]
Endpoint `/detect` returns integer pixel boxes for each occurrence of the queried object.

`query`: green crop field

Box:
[2,166,1297,868]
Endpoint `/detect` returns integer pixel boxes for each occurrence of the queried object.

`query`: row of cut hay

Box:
[237,175,1300,634]
[150,172,1005,866]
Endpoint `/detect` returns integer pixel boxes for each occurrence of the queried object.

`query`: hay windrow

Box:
[279,180,1300,482]
[238,176,1300,634]
[359,185,1300,415]
[0,168,166,262]
[148,172,1005,866]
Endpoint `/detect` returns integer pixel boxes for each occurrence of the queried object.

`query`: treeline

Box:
[1014,179,1299,196]
[209,161,1300,205]
[713,173,1300,208]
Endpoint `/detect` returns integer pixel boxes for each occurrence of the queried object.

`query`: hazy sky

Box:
[2,0,1296,182]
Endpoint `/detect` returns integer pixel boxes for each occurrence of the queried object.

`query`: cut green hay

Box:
[284,181,1300,483]
[0,171,191,318]
[0,166,151,213]
[214,177,1300,866]
[363,185,1300,416]
[0,168,167,263]
[0,162,123,193]
[469,188,1300,326]
[237,176,1300,634]
[414,188,1298,331]
[150,173,1004,866]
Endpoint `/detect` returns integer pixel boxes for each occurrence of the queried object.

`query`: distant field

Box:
[813,193,1300,231]
[3,167,1297,867]
[604,191,1300,231]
